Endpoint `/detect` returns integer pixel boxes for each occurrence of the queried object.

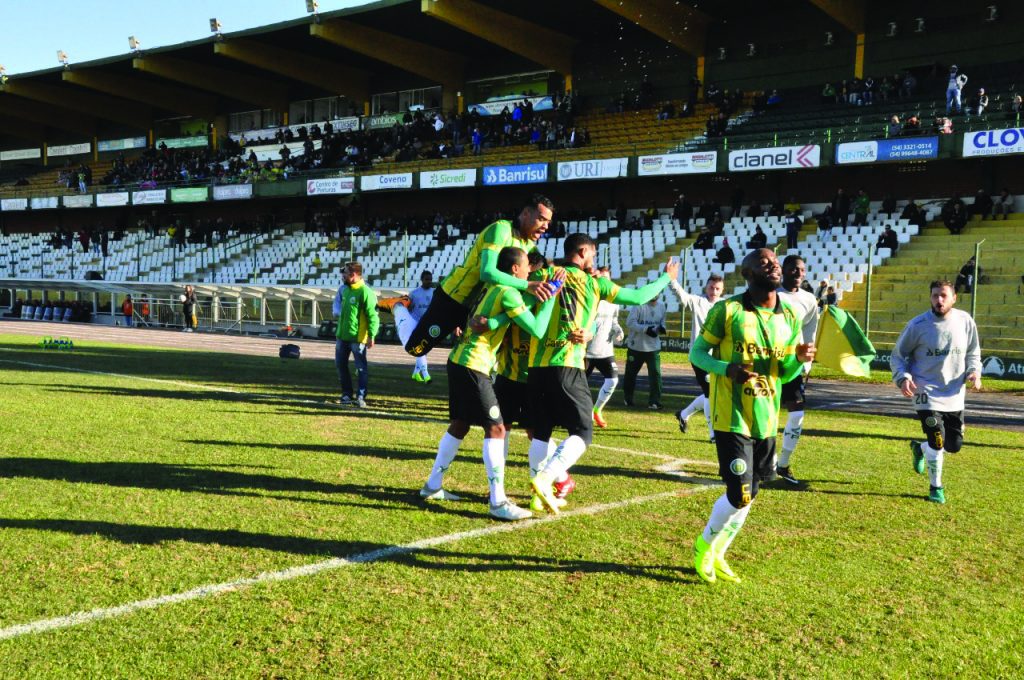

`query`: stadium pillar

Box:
[564,74,573,93]
[148,129,154,146]
[854,34,865,78]
[93,137,98,162]
[364,101,370,117]
[42,143,48,167]
[697,57,705,88]
[282,112,289,126]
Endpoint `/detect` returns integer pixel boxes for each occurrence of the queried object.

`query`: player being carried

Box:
[671,272,725,442]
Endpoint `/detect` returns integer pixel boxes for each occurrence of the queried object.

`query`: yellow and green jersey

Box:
[440,220,536,305]
[529,265,621,370]
[449,285,530,375]
[696,293,801,438]
[496,321,531,383]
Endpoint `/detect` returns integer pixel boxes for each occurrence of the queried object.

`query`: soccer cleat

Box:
[489,500,533,521]
[593,409,608,428]
[911,441,926,475]
[419,484,462,501]
[530,494,566,513]
[422,373,432,384]
[693,535,716,583]
[376,295,411,314]
[412,370,424,382]
[356,396,367,409]
[530,472,561,514]
[928,486,946,504]
[776,466,800,485]
[713,553,741,584]
[649,403,662,411]
[677,410,689,433]
[329,395,353,406]
[553,474,576,499]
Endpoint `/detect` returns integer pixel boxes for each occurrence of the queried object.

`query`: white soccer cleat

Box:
[419,484,462,501]
[489,500,533,521]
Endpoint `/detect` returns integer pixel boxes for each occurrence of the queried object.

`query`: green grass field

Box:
[0,333,1022,678]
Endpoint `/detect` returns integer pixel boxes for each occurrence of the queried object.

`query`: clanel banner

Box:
[213,184,254,201]
[963,127,1024,158]
[97,137,148,153]
[836,137,938,164]
[96,192,130,207]
[0,148,41,161]
[170,187,209,203]
[420,168,477,189]
[29,197,59,210]
[48,142,92,157]
[483,163,548,186]
[729,144,821,172]
[637,151,718,176]
[306,177,355,195]
[132,189,167,205]
[63,194,94,208]
[1,198,28,211]
[360,173,414,191]
[556,158,627,182]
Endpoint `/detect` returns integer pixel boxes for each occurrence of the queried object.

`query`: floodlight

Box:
[305,0,319,12]
[886,21,898,37]
[57,50,69,66]
[717,47,727,61]
[746,43,756,57]
[210,18,222,33]
[128,36,141,51]
[985,5,998,22]
[824,31,834,46]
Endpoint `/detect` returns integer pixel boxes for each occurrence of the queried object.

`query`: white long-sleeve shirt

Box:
[778,287,820,374]
[408,285,434,322]
[585,301,624,359]
[625,301,666,352]
[890,308,981,412]
[668,279,715,342]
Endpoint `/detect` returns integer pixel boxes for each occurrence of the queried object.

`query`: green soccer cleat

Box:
[928,486,946,504]
[911,441,926,475]
[530,472,561,514]
[713,554,741,584]
[693,535,716,583]
[412,370,424,382]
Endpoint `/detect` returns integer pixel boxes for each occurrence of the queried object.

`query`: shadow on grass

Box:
[800,428,1020,451]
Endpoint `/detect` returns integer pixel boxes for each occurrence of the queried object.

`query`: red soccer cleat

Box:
[553,474,576,499]
[592,409,608,428]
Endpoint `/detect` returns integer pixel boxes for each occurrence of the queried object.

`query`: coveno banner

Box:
[483,163,548,186]
[963,127,1024,157]
[729,144,820,172]
[360,173,413,191]
[836,137,938,164]
[421,168,477,189]
[637,151,718,176]
[556,158,627,181]
[306,177,355,195]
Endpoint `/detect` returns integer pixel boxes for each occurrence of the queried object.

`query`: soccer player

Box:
[671,273,724,440]
[890,279,981,504]
[421,247,561,521]
[773,255,820,485]
[690,249,815,584]
[585,266,624,428]
[408,270,435,383]
[384,195,557,357]
[526,233,680,513]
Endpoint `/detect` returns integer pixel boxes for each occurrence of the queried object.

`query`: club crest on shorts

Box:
[730,458,748,476]
[428,325,441,338]
[488,405,501,420]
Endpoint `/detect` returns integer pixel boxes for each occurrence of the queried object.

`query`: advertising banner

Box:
[871,352,1024,381]
[170,187,209,203]
[306,177,355,195]
[467,95,554,116]
[63,194,94,208]
[96,192,130,207]
[420,168,477,189]
[962,127,1024,157]
[836,137,939,164]
[637,151,718,176]
[332,116,360,133]
[482,163,548,186]
[363,114,404,131]
[29,196,59,210]
[556,158,628,181]
[229,116,360,142]
[728,144,821,172]
[213,184,254,201]
[48,142,92,157]
[0,148,42,161]
[157,137,208,149]
[360,173,414,191]
[1,198,28,211]
[132,189,167,205]
[97,137,148,153]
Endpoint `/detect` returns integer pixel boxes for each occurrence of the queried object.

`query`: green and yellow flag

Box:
[814,305,876,378]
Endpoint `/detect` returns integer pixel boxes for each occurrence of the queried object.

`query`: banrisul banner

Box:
[96,192,130,207]
[836,137,938,164]
[637,151,718,176]
[132,189,167,205]
[962,127,1024,158]
[361,173,413,191]
[729,144,820,172]
[556,158,627,181]
[29,196,59,210]
[1,198,28,211]
[306,177,354,195]
[48,142,91,157]
[97,137,148,153]
[63,194,94,208]
[483,163,548,186]
[157,137,208,149]
[420,168,477,189]
[363,114,404,131]
[0,148,41,161]
[213,184,254,201]
[170,187,208,203]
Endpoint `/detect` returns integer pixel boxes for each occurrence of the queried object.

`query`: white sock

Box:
[393,305,414,346]
[482,438,507,505]
[680,394,705,420]
[528,438,549,478]
[542,435,587,479]
[924,441,944,488]
[426,432,462,489]
[701,493,750,553]
[594,377,618,412]
[717,504,751,555]
[415,355,429,376]
[779,410,804,467]
[702,398,712,433]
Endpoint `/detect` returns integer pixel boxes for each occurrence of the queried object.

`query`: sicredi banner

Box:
[29,197,59,210]
[213,184,254,201]
[306,177,355,195]
[170,187,208,203]
[0,148,42,161]
[729,144,821,172]
[1,198,28,211]
[132,189,167,205]
[48,142,92,157]
[962,127,1024,157]
[97,137,148,153]
[637,151,718,176]
[360,173,413,191]
[420,168,477,189]
[836,137,939,164]
[556,158,627,181]
[482,163,548,186]
[96,192,130,207]
[63,194,94,208]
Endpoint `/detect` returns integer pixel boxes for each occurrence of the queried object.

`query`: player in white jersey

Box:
[585,267,624,428]
[670,273,724,441]
[772,255,820,485]
[890,279,981,504]
[408,271,435,383]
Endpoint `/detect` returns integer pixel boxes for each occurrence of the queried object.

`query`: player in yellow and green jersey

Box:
[385,195,559,358]
[420,247,562,522]
[689,248,816,585]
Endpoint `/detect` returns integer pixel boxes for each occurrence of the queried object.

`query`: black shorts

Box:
[692,365,711,398]
[714,430,776,507]
[405,289,471,357]
[447,361,502,427]
[916,410,965,453]
[585,356,618,380]
[495,374,531,429]
[527,366,594,446]
[781,373,807,408]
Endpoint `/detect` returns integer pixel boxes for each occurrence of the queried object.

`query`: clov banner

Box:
[63,194,94,208]
[962,127,1024,157]
[637,151,718,176]
[96,192,131,207]
[360,173,414,191]
[213,184,254,201]
[556,158,628,181]
[1,198,28,211]
[729,144,820,172]
[483,163,548,186]
[420,168,477,189]
[132,189,167,205]
[836,137,938,164]
[29,197,59,210]
[306,177,355,195]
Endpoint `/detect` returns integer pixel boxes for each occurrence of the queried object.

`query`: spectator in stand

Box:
[121,295,134,327]
[935,116,954,135]
[836,79,849,104]
[708,212,725,236]
[903,115,921,134]
[862,76,875,105]
[714,238,735,264]
[471,127,482,155]
[852,189,870,227]
[888,115,903,137]
[946,65,968,115]
[817,206,834,236]
[784,197,801,214]
[900,72,917,99]
[814,280,830,309]
[881,194,898,217]
[784,209,803,249]
[766,90,781,108]
[944,203,967,235]
[1012,94,1023,116]
[746,225,767,250]
[972,189,993,221]
[970,88,989,116]
[657,101,675,120]
[954,256,980,294]
[769,198,785,217]
[902,199,925,230]
[746,199,763,219]
[832,188,850,228]
[730,187,745,219]
[694,227,715,251]
[993,188,1013,220]
[821,83,836,105]
[182,285,197,332]
[879,76,895,102]
[877,225,899,253]
[673,194,693,230]
[825,286,838,306]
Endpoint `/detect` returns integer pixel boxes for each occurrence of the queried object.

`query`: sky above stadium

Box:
[0,0,375,75]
